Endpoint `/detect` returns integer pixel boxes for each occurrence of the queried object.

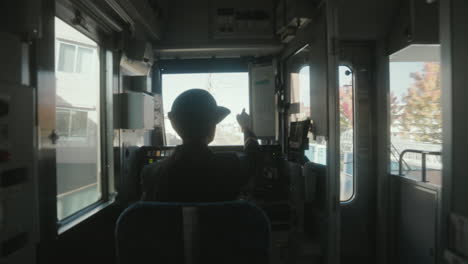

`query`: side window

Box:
[339,65,355,202]
[389,45,442,185]
[55,17,103,220]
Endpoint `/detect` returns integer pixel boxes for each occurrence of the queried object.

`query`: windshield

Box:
[162,72,249,146]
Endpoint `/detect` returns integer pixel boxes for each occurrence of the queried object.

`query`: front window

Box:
[162,72,249,146]
[55,17,102,220]
[389,44,442,185]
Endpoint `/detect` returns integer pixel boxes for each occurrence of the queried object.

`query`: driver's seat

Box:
[115,201,271,264]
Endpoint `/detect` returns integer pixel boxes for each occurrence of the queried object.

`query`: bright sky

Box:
[163,68,353,133]
[162,73,249,145]
[298,66,310,106]
[292,66,351,109]
[162,72,249,122]
[338,63,425,99]
[389,62,425,99]
[161,65,407,144]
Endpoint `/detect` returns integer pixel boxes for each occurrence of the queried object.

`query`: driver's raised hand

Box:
[236,108,251,131]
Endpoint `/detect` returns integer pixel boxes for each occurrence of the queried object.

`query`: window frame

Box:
[57,41,77,73]
[55,107,90,139]
[75,46,95,74]
[338,64,357,204]
[56,39,97,74]
[54,11,116,234]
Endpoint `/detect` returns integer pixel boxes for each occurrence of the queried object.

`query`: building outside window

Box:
[56,108,89,138]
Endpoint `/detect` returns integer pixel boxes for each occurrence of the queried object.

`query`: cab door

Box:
[338,43,377,264]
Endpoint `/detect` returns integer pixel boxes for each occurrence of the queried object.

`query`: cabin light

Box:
[426,0,437,3]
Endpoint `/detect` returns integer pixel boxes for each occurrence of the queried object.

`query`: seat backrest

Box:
[115,201,271,264]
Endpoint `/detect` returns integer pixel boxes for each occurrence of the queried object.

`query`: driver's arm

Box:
[237,108,259,152]
[237,109,259,195]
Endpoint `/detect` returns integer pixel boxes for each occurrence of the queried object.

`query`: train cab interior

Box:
[1,0,468,263]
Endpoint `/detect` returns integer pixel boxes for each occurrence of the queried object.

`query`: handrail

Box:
[391,143,411,172]
[398,149,442,182]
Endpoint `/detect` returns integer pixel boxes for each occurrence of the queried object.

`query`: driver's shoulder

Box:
[141,157,174,184]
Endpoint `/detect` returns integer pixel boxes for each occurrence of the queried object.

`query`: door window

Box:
[339,65,355,201]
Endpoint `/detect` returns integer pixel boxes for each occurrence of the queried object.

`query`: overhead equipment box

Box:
[114,92,154,130]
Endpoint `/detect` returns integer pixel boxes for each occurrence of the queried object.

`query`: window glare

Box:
[162,72,249,146]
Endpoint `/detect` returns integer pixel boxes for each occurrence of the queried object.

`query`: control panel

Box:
[138,146,175,167]
[136,145,288,201]
[0,83,37,262]
[134,144,326,235]
[251,144,289,201]
[135,145,292,231]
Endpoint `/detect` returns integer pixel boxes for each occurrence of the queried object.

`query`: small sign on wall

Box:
[212,7,273,39]
[114,92,155,130]
[250,64,276,138]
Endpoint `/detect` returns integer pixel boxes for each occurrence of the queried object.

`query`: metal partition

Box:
[391,175,440,264]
